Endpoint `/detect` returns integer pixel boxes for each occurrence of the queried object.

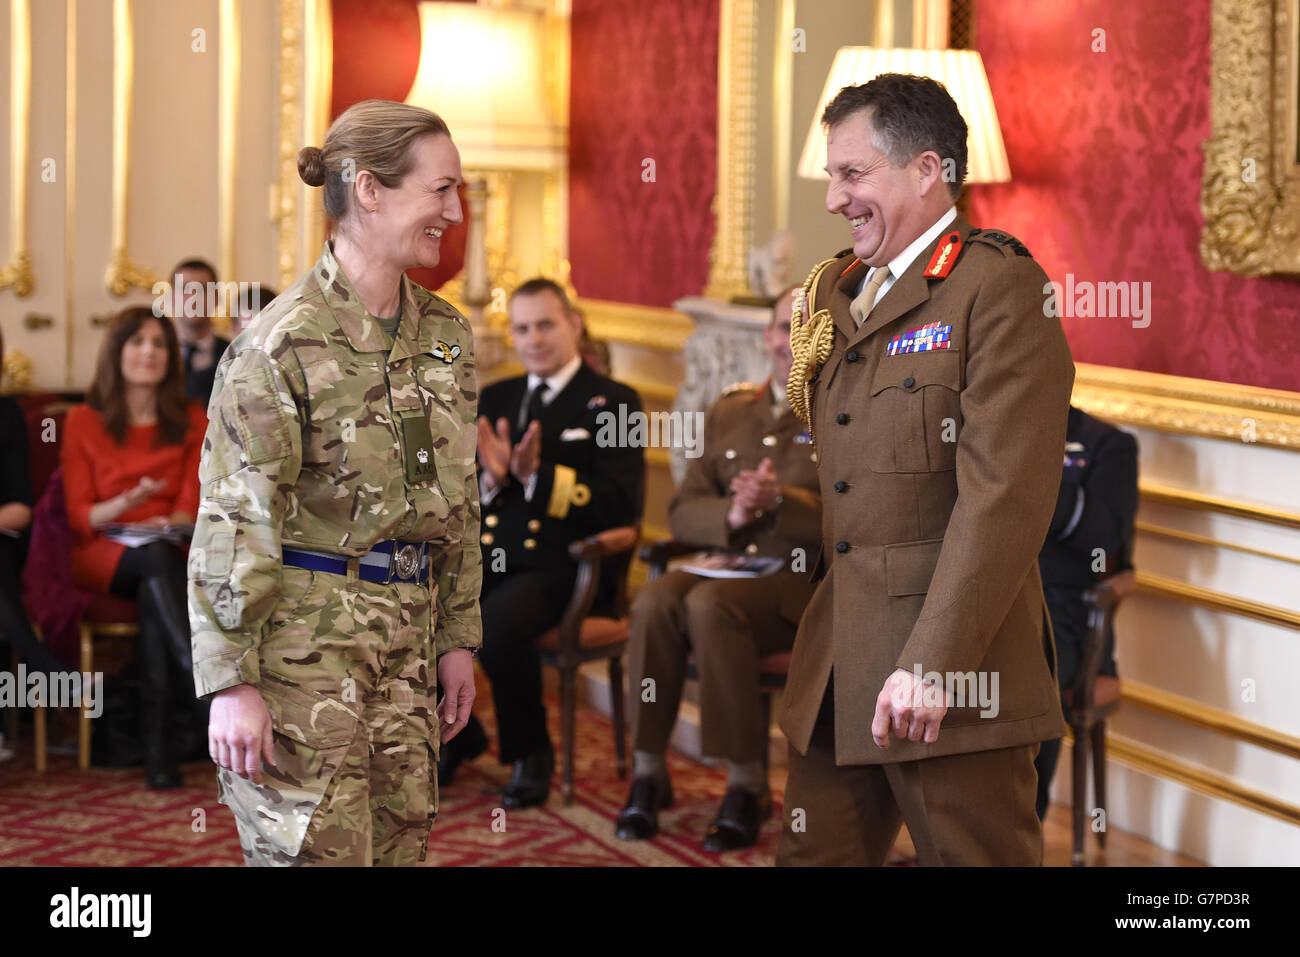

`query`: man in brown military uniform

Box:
[779,75,1074,865]
[617,289,821,851]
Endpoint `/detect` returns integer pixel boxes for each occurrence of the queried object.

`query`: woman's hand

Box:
[123,476,166,509]
[90,476,166,528]
[436,648,476,744]
[209,683,276,784]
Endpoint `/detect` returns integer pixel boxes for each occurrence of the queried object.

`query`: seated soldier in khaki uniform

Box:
[616,288,822,851]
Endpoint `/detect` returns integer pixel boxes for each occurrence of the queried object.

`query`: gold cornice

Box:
[1139,481,1300,531]
[1105,732,1300,827]
[0,0,33,297]
[705,0,757,300]
[1073,361,1300,450]
[1121,680,1300,760]
[1200,0,1300,275]
[105,0,159,296]
[1136,569,1300,631]
[577,298,696,352]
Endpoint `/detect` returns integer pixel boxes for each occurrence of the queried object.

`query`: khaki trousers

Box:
[776,684,1043,866]
[627,569,805,764]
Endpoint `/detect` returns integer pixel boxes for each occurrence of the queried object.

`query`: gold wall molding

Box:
[1073,361,1300,451]
[1122,679,1300,761]
[105,0,159,296]
[1105,731,1300,827]
[0,0,34,297]
[1200,0,1300,275]
[64,0,77,386]
[218,0,240,283]
[1137,520,1300,567]
[704,0,757,300]
[275,0,331,289]
[275,0,304,290]
[1140,481,1300,531]
[577,298,695,352]
[1136,569,1300,631]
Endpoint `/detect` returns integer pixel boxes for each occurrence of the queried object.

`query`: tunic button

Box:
[903,376,916,389]
[762,435,777,447]
[846,350,859,362]
[836,413,849,425]
[725,449,737,460]
[523,538,537,550]
[480,532,494,546]
[745,543,759,555]
[527,519,541,532]
[836,541,849,553]
[484,514,499,528]
[834,481,847,493]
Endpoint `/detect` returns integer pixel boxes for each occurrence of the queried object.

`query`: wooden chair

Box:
[640,539,791,778]
[74,599,140,770]
[1066,569,1134,866]
[536,525,640,805]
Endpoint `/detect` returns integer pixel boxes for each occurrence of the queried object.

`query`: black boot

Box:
[437,714,489,787]
[139,575,194,675]
[137,619,180,789]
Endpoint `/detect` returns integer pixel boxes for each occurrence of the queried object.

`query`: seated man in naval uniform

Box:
[439,277,644,809]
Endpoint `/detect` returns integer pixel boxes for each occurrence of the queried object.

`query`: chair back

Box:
[21,467,93,665]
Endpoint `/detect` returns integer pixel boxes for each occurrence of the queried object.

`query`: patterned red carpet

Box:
[0,688,793,867]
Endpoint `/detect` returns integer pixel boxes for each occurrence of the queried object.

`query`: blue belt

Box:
[282,540,430,584]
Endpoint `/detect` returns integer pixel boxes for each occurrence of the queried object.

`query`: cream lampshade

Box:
[797,47,1010,185]
[405,2,564,171]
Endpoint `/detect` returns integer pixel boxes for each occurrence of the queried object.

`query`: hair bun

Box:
[297,146,326,187]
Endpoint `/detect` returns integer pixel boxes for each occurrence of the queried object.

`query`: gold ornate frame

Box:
[1200,0,1300,275]
[0,0,33,297]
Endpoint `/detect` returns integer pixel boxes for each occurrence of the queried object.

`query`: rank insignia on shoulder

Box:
[587,395,607,409]
[432,340,462,364]
[721,381,761,397]
[971,229,1032,258]
[924,232,962,278]
[887,322,952,356]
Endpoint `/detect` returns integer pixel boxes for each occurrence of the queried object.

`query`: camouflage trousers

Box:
[218,565,440,866]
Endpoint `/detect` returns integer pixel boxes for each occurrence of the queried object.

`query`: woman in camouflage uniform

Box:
[189,100,482,866]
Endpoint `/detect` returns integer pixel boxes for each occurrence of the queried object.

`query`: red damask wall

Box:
[969,0,1300,392]
[569,0,719,307]
[329,0,469,291]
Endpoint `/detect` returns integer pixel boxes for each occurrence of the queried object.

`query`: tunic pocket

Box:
[218,675,360,858]
[867,350,962,473]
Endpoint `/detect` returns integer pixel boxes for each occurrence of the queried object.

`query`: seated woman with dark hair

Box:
[61,307,207,788]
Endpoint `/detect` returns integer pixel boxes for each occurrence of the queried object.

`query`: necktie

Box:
[518,381,549,435]
[849,266,891,328]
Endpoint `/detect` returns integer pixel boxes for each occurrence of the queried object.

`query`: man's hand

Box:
[510,420,541,485]
[436,648,476,744]
[477,416,512,488]
[871,668,949,749]
[209,683,276,784]
[731,457,780,512]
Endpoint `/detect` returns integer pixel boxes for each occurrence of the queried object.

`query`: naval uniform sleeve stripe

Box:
[548,464,577,519]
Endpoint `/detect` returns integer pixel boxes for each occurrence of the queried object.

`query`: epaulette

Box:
[721,381,762,397]
[968,228,1033,258]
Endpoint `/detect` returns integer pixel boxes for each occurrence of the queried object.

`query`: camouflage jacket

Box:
[189,242,482,697]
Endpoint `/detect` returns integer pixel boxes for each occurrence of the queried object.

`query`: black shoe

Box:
[615,775,674,840]
[438,715,489,786]
[702,787,772,852]
[502,745,555,809]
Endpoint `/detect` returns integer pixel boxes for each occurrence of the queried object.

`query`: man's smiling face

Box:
[824,109,931,268]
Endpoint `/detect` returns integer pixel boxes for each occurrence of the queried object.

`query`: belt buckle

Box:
[392,543,420,582]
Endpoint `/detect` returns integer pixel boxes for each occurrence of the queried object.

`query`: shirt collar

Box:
[314,240,408,355]
[528,353,583,400]
[877,205,959,284]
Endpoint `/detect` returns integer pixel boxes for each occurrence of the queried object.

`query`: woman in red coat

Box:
[62,306,207,788]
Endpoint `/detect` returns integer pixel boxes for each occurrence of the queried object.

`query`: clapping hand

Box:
[476,416,513,488]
